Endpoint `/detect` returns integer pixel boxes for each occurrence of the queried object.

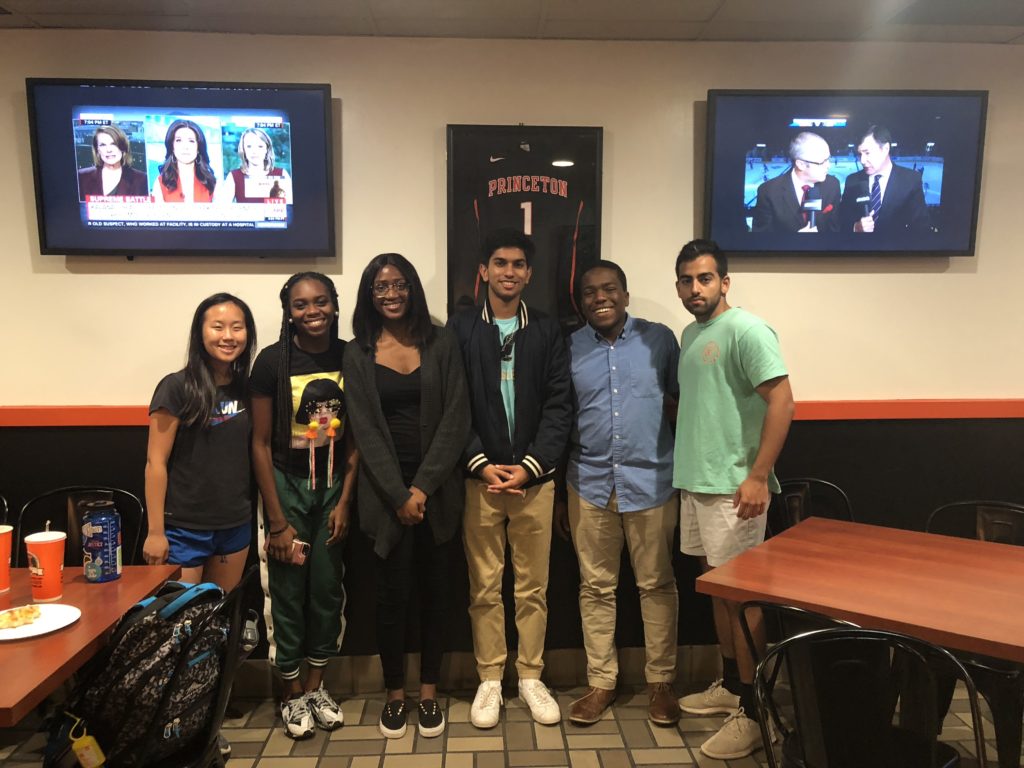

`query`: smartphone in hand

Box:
[290,539,310,566]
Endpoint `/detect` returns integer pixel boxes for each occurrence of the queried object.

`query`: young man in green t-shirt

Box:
[672,239,795,760]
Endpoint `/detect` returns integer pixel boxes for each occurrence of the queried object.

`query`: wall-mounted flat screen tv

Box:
[27,78,335,257]
[704,90,987,256]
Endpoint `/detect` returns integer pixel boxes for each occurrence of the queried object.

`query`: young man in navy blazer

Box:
[447,228,572,730]
[751,132,841,234]
[840,124,931,235]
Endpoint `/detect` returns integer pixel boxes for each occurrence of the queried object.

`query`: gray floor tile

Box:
[1,680,1018,768]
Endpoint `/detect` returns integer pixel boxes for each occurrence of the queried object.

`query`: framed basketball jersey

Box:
[447,124,602,333]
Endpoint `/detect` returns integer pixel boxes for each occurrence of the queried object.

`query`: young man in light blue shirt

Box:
[557,260,681,726]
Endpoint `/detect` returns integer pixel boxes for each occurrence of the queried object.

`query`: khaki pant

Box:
[568,488,679,688]
[463,479,554,681]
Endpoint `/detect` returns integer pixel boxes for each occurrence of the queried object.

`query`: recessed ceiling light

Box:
[552,159,574,167]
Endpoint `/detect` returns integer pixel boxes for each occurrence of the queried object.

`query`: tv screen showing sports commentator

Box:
[27,78,335,257]
[704,90,987,256]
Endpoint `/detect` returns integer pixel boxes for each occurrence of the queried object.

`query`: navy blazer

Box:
[839,164,930,234]
[446,300,572,487]
[751,171,841,233]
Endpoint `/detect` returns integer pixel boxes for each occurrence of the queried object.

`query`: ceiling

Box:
[1,0,1023,44]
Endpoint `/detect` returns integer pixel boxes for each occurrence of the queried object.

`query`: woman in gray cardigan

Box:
[343,252,470,741]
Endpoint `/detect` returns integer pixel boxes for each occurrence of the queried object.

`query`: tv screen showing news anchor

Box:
[27,78,333,257]
[704,90,988,256]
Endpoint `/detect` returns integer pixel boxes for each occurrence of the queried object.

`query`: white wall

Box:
[1,30,1022,405]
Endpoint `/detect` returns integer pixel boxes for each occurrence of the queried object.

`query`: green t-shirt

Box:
[495,315,519,441]
[673,307,787,494]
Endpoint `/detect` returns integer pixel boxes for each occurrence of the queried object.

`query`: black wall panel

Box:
[1,418,1020,656]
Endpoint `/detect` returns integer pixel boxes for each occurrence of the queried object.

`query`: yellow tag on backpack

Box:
[68,716,106,768]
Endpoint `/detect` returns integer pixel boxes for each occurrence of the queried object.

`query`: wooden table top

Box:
[0,564,180,727]
[696,517,1024,663]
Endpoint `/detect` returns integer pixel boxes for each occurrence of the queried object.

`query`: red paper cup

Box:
[0,525,11,594]
[25,531,66,602]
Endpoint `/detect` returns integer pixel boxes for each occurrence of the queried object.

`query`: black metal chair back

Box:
[740,601,859,750]
[926,500,1024,768]
[755,627,986,768]
[768,478,854,537]
[927,500,1024,546]
[15,485,145,567]
[0,493,8,525]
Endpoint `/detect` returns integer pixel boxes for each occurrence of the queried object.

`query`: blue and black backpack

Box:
[44,580,229,768]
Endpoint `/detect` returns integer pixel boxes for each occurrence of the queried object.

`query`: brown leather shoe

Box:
[648,682,680,725]
[568,686,616,725]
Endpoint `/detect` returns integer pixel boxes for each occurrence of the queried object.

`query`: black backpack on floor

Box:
[44,580,230,768]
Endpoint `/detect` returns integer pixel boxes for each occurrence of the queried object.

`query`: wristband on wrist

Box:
[268,526,289,536]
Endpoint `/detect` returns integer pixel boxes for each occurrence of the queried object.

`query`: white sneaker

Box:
[470,680,503,729]
[678,678,740,715]
[518,678,561,725]
[700,707,768,760]
[305,683,344,730]
[280,696,314,740]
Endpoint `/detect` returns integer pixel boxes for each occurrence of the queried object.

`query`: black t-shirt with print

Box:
[249,338,348,477]
[149,371,252,530]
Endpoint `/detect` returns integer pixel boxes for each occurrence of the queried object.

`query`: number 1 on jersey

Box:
[520,202,533,235]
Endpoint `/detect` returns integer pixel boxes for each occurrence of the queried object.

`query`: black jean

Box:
[376,520,453,691]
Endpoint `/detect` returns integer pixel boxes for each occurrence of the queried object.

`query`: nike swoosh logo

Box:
[489,156,505,163]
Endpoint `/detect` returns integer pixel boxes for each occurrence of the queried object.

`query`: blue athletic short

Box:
[166,522,251,568]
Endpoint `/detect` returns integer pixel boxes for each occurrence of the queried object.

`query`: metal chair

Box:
[754,627,987,768]
[0,493,8,524]
[740,601,859,759]
[927,500,1024,546]
[927,500,1024,768]
[15,486,145,567]
[768,478,854,537]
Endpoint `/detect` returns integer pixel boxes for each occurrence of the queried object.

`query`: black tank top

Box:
[374,364,422,484]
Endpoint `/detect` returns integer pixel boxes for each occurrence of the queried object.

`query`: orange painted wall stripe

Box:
[796,400,1024,421]
[0,406,150,427]
[0,400,1022,427]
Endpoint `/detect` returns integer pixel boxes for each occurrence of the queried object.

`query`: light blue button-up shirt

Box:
[567,315,679,512]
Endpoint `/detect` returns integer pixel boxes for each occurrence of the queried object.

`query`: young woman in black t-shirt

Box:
[250,272,357,741]
[144,293,256,588]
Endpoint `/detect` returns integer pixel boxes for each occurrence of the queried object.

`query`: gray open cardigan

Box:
[343,327,471,558]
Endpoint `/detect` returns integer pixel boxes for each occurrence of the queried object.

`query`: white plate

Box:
[0,604,82,641]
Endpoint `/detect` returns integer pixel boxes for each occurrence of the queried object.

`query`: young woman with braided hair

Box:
[250,272,357,740]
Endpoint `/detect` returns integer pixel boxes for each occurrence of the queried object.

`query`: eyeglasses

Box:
[798,156,831,166]
[371,281,410,297]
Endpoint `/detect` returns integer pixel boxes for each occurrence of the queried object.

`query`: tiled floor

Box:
[0,683,1006,767]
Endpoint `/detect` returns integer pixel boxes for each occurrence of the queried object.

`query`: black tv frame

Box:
[703,89,988,258]
[26,77,335,258]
